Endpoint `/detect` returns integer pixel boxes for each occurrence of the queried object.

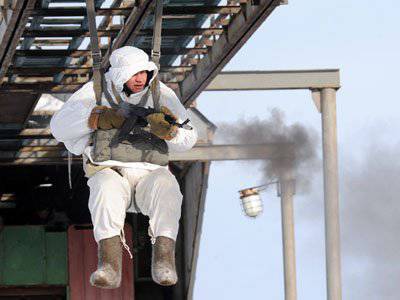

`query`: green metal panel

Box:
[46,232,68,285]
[1,226,44,285]
[0,226,67,286]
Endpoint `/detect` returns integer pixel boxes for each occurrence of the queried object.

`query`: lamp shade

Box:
[239,188,263,218]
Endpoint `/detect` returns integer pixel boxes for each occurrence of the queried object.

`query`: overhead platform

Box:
[0,0,284,103]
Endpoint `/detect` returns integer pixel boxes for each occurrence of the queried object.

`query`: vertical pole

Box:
[321,88,342,300]
[279,168,297,300]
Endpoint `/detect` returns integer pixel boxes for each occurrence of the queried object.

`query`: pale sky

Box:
[194,1,400,299]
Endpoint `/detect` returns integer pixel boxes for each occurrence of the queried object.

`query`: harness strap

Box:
[138,88,151,107]
[150,0,163,111]
[111,82,122,104]
[150,77,161,111]
[86,0,103,175]
[86,0,103,106]
[151,0,163,68]
[102,76,119,108]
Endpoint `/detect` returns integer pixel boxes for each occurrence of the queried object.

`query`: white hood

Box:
[106,46,158,93]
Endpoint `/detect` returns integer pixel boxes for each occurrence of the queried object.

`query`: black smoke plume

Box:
[215,108,319,191]
[340,142,400,300]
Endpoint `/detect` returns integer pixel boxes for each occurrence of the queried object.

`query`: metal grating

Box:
[0,0,244,93]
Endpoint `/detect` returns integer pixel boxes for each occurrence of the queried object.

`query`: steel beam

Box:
[5,75,88,84]
[15,49,98,57]
[0,0,37,83]
[29,8,132,17]
[9,65,192,76]
[205,70,341,91]
[0,82,82,93]
[22,27,225,38]
[14,47,208,57]
[22,28,119,38]
[9,66,92,75]
[0,1,18,47]
[279,169,297,300]
[163,6,241,15]
[0,149,67,159]
[3,68,341,94]
[6,68,340,91]
[170,143,294,161]
[180,0,283,106]
[1,145,61,151]
[0,123,24,130]
[0,138,58,145]
[0,157,80,165]
[29,6,241,17]
[320,88,342,300]
[0,143,295,164]
[0,81,179,93]
[22,38,79,47]
[38,19,84,25]
[0,128,52,139]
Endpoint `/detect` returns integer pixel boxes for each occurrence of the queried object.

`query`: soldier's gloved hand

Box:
[88,106,125,130]
[146,106,178,140]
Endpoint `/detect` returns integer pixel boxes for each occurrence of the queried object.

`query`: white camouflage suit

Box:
[50,46,197,246]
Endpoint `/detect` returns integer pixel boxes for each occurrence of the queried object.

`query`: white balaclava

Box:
[108,46,158,93]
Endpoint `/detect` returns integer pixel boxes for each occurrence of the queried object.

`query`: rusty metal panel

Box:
[0,92,40,129]
[68,225,134,300]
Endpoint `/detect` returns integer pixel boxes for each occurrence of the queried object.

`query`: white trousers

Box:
[87,167,183,244]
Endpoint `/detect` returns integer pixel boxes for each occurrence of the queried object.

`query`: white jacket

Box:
[50,46,197,170]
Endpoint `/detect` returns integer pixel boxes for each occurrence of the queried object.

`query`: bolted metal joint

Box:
[91,52,103,69]
[277,179,296,197]
[151,50,161,58]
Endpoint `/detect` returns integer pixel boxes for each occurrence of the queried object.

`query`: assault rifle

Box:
[110,102,192,148]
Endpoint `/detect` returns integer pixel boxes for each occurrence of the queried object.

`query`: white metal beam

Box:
[0,143,295,165]
[205,69,340,91]
[170,143,294,161]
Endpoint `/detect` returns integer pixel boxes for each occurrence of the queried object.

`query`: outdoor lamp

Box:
[238,181,278,218]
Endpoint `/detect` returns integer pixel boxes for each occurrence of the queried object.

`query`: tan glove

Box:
[146,106,178,140]
[88,106,125,130]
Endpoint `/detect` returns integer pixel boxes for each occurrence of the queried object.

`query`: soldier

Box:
[50,46,197,288]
